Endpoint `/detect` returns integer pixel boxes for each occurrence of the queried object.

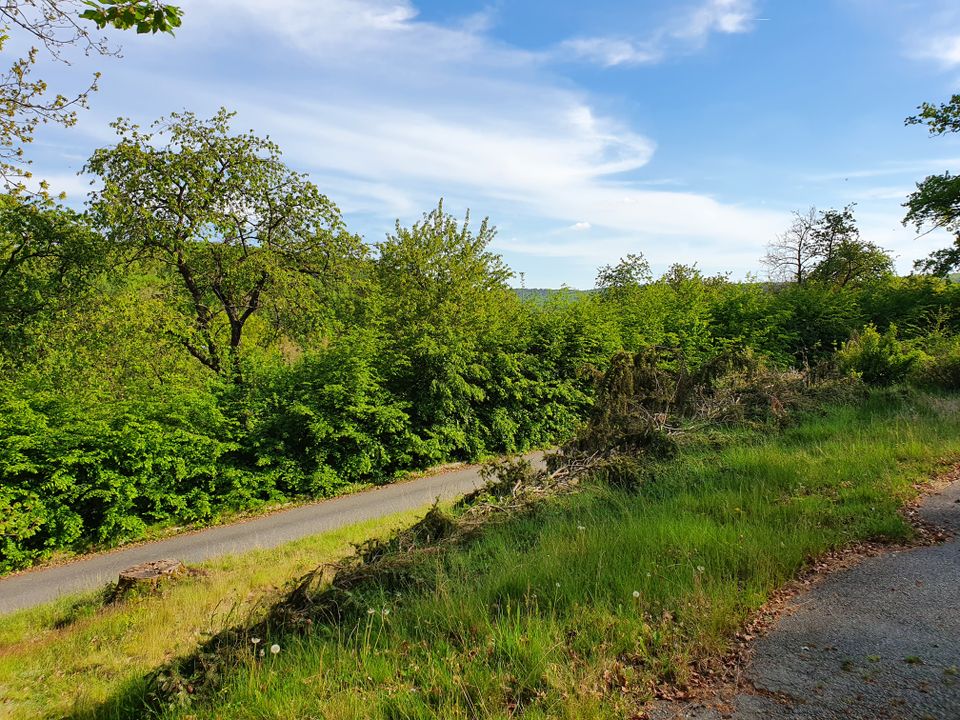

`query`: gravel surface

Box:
[0,453,543,615]
[652,479,960,720]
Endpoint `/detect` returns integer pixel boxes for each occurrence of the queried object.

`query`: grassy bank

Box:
[68,390,960,720]
[0,508,426,720]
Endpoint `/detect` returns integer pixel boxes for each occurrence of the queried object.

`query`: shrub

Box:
[911,340,960,390]
[836,325,921,386]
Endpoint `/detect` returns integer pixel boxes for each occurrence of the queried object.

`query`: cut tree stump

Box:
[111,558,186,601]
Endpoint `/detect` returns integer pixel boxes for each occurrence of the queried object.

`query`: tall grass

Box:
[81,390,960,720]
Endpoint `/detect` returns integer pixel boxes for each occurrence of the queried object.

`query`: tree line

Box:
[1,106,958,570]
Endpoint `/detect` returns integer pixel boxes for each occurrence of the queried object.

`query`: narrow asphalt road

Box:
[0,453,543,615]
[652,477,960,720]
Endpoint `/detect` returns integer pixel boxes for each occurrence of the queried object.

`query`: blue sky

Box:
[24,0,960,288]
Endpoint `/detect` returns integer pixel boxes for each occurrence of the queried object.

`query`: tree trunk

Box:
[110,558,186,601]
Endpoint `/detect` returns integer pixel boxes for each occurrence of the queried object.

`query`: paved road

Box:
[0,453,543,615]
[653,479,960,720]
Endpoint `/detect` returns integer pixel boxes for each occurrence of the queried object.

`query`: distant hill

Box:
[513,287,591,302]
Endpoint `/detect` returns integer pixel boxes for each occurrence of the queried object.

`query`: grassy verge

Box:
[0,508,427,720]
[79,389,960,720]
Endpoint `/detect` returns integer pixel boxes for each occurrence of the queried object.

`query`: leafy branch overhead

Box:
[904,94,960,276]
[0,1,182,194]
[80,1,182,34]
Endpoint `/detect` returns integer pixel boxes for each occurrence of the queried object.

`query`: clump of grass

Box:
[77,388,960,720]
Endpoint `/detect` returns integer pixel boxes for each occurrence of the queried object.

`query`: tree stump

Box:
[111,558,186,601]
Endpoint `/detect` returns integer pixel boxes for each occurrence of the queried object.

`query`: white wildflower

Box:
[250,637,261,645]
[270,644,280,655]
[632,590,640,599]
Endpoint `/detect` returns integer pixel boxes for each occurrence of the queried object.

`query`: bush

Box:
[836,325,922,386]
[911,340,960,390]
[0,386,255,572]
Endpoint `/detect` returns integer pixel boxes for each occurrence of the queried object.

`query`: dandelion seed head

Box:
[270,644,280,655]
[632,590,640,598]
[250,637,261,645]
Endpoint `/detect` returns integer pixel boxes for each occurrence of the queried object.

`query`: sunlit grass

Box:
[132,390,960,720]
[0,508,425,720]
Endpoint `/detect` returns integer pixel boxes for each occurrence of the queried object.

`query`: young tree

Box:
[374,201,518,459]
[904,95,960,275]
[85,108,363,383]
[595,253,652,293]
[0,1,182,191]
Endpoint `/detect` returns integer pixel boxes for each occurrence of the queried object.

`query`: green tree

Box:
[904,95,960,275]
[0,195,104,355]
[595,253,652,293]
[807,205,892,288]
[374,201,519,459]
[85,108,363,383]
[0,1,181,192]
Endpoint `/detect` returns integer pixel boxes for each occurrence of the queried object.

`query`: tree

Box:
[807,205,892,287]
[85,108,363,383]
[904,95,960,275]
[763,207,819,285]
[595,253,651,293]
[0,1,182,192]
[374,201,518,459]
[0,194,104,354]
[765,205,891,287]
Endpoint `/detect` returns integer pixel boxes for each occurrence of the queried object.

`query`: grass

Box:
[9,390,960,720]
[0,508,426,720]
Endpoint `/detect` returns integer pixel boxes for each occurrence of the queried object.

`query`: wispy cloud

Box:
[914,34,960,69]
[559,0,758,67]
[38,0,783,285]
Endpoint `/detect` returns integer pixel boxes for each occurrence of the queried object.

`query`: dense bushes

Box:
[2,193,960,572]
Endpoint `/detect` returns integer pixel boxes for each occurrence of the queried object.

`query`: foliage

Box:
[0,0,180,192]
[836,324,922,386]
[0,195,105,354]
[80,1,182,33]
[904,95,960,275]
[85,108,365,383]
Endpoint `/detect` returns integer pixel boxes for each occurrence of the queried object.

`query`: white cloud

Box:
[570,221,592,231]
[678,0,757,41]
[915,34,960,69]
[559,0,758,67]
[560,38,662,67]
